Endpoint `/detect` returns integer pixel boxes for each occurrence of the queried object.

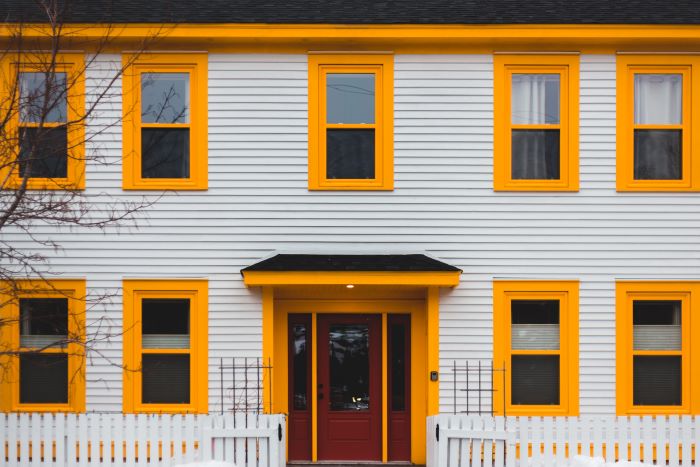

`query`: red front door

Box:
[317,314,382,461]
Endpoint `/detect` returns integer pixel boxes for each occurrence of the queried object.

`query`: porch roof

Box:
[241,254,462,287]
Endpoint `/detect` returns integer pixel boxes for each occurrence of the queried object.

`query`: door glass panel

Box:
[293,323,308,410]
[329,324,370,411]
[390,322,406,411]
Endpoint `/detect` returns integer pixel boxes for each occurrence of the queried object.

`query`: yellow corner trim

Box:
[242,270,460,287]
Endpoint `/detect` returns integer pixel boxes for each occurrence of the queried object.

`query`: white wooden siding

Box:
[5,53,700,415]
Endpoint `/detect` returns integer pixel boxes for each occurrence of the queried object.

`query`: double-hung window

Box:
[123,279,208,413]
[494,55,579,191]
[2,54,85,189]
[0,280,86,412]
[122,54,208,190]
[308,54,393,190]
[493,280,579,415]
[616,282,699,414]
[617,56,698,191]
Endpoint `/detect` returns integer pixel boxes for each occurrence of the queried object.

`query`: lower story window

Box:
[493,280,579,415]
[616,282,696,414]
[123,279,208,413]
[0,280,86,412]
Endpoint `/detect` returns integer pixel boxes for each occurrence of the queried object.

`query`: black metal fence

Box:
[217,357,272,414]
[450,360,507,416]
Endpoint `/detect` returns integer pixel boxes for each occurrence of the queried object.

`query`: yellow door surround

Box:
[242,259,461,464]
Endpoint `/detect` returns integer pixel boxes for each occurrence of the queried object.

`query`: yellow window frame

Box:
[122,53,208,190]
[616,281,700,415]
[0,279,86,412]
[308,54,394,191]
[493,280,579,416]
[1,53,85,190]
[122,279,208,413]
[493,55,579,192]
[616,55,699,192]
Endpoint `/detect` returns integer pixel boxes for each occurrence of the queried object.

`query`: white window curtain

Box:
[634,74,682,124]
[511,74,560,125]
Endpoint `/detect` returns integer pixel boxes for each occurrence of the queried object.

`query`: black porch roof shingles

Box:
[1,0,700,25]
[241,254,462,273]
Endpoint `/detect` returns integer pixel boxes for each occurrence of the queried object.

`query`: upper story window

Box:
[122,54,208,190]
[493,280,579,416]
[494,55,579,191]
[0,280,86,412]
[308,54,393,190]
[2,54,85,190]
[123,279,208,413]
[617,55,696,191]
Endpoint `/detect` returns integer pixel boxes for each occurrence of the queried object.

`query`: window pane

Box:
[329,324,370,411]
[19,72,67,123]
[20,354,68,403]
[634,74,682,125]
[141,128,190,179]
[511,300,560,350]
[326,129,375,179]
[20,298,68,348]
[512,74,560,124]
[326,74,375,124]
[633,300,681,351]
[141,73,189,124]
[634,129,682,180]
[142,354,190,404]
[142,298,190,349]
[511,130,560,180]
[292,323,308,411]
[390,322,407,411]
[633,356,681,406]
[19,127,68,179]
[511,355,559,405]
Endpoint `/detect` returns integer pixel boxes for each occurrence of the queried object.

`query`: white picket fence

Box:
[428,414,700,467]
[1,412,286,467]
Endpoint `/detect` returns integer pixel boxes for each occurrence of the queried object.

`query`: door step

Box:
[287,463,419,467]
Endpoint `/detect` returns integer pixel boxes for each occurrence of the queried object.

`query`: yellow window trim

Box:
[494,55,579,192]
[1,53,85,190]
[122,53,208,190]
[308,54,394,191]
[616,281,700,415]
[0,279,86,412]
[122,279,208,413]
[493,280,579,416]
[616,55,700,192]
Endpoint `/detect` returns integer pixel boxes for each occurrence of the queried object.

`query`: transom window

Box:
[308,54,393,190]
[494,55,579,191]
[122,54,207,190]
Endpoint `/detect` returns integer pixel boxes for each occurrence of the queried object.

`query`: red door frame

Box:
[317,314,382,461]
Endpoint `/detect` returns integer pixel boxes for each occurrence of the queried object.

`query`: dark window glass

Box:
[142,354,190,404]
[390,323,406,412]
[19,127,68,178]
[141,73,189,124]
[142,299,190,335]
[633,356,681,406]
[20,353,68,403]
[511,300,559,324]
[326,73,375,124]
[329,324,370,411]
[511,130,560,180]
[292,324,308,411]
[20,298,68,336]
[634,129,682,180]
[326,129,374,180]
[19,72,67,123]
[141,128,190,179]
[511,355,559,405]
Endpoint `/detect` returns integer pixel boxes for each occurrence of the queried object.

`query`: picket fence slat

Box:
[428,414,700,467]
[2,412,285,466]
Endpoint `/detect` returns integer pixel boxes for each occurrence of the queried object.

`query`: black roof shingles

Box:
[2,0,700,25]
[241,254,462,273]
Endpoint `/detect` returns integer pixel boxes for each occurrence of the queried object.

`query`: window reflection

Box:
[329,324,370,411]
[293,324,308,410]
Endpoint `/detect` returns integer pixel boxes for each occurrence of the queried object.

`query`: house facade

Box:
[2,1,700,464]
